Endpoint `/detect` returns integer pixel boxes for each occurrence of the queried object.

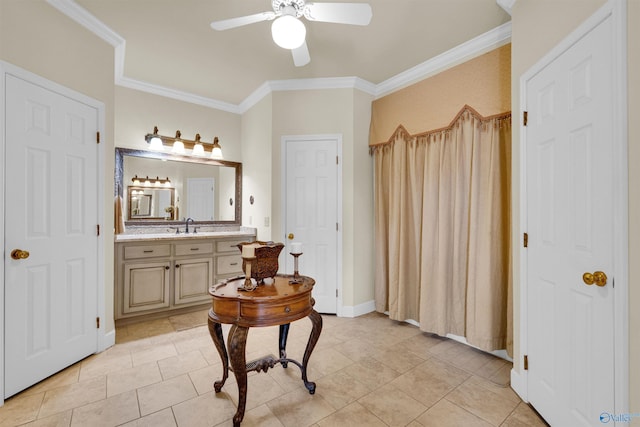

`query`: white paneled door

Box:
[525,14,615,426]
[4,74,99,397]
[284,136,339,314]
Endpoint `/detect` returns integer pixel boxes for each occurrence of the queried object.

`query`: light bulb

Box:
[271,15,306,49]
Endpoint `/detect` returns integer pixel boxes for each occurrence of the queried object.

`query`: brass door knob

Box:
[287,233,294,240]
[11,249,30,260]
[583,271,608,287]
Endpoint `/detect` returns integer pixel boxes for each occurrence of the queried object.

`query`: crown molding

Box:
[496,0,517,16]
[48,0,512,115]
[374,21,512,99]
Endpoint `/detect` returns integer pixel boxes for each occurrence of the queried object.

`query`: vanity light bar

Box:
[145,126,223,159]
[132,175,172,187]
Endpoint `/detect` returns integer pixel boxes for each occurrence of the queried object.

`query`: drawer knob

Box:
[284,306,291,313]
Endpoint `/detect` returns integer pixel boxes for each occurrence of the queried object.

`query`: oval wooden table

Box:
[207,274,322,426]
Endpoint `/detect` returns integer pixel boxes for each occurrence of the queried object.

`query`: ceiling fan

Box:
[210,0,373,67]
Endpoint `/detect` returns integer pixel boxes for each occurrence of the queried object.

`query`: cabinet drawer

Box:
[175,242,213,256]
[124,244,171,260]
[217,254,243,275]
[216,239,246,253]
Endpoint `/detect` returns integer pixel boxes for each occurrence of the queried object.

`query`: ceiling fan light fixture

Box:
[271,14,306,49]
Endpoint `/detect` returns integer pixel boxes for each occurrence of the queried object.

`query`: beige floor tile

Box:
[131,342,178,367]
[305,347,354,379]
[158,350,208,380]
[342,356,401,391]
[415,398,493,427]
[316,401,387,426]
[119,408,177,427]
[173,332,213,355]
[137,374,197,416]
[70,389,139,426]
[19,365,80,398]
[22,410,72,427]
[391,358,470,408]
[314,370,371,410]
[223,371,287,411]
[38,376,106,419]
[78,351,132,381]
[172,391,237,427]
[333,337,381,363]
[267,388,335,427]
[464,375,520,404]
[106,361,162,397]
[189,364,232,395]
[0,392,44,426]
[501,402,550,427]
[214,403,285,427]
[371,343,427,374]
[358,384,428,426]
[445,376,520,425]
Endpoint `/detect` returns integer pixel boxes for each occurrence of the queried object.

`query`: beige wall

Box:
[241,94,274,240]
[267,88,374,309]
[370,44,511,144]
[1,0,117,332]
[511,0,639,418]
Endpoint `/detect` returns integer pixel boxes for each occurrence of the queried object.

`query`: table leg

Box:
[279,323,290,368]
[207,311,228,393]
[301,310,323,394]
[228,324,249,427]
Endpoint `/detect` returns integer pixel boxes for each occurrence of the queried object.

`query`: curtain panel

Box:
[372,106,512,352]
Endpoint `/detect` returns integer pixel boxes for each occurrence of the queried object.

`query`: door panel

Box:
[285,137,338,314]
[526,15,614,426]
[4,75,99,397]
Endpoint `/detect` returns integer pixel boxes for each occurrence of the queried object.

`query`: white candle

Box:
[291,242,303,254]
[242,244,255,258]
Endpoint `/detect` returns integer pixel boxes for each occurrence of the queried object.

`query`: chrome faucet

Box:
[185,217,195,234]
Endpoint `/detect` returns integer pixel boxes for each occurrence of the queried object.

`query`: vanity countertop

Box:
[114,229,256,243]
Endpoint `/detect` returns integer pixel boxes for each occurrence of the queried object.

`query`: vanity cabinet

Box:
[115,235,253,322]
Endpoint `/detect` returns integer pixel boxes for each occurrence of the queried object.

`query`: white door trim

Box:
[280,134,343,315]
[0,61,107,405]
[514,0,628,417]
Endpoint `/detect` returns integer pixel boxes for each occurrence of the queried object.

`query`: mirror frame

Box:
[115,147,242,226]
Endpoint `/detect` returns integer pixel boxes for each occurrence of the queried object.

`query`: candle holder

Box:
[289,252,303,284]
[242,256,257,291]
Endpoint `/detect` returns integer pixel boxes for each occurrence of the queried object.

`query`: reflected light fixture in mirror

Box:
[145,126,223,159]
[132,175,172,187]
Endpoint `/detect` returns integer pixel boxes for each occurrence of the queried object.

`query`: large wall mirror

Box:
[115,147,242,225]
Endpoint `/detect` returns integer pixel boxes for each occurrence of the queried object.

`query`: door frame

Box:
[0,61,107,405]
[280,134,343,315]
[514,0,628,417]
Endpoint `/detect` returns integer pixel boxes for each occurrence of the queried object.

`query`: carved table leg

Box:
[279,323,290,368]
[207,311,228,392]
[301,310,323,394]
[228,324,249,427]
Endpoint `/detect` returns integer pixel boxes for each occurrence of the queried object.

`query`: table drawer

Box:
[217,254,243,275]
[240,294,311,322]
[124,244,171,260]
[175,242,213,256]
[216,239,246,253]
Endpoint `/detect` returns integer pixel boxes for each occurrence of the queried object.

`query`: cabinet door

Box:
[123,261,170,313]
[174,257,213,305]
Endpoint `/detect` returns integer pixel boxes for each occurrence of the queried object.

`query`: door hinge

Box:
[523,232,528,248]
[336,223,339,231]
[96,317,100,329]
[523,111,528,126]
[524,355,528,370]
[336,155,339,165]
[96,131,100,144]
[336,289,338,298]
[97,224,100,236]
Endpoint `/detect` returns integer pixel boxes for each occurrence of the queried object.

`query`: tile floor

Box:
[0,310,548,427]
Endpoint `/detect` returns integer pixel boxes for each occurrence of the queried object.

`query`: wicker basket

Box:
[237,241,284,283]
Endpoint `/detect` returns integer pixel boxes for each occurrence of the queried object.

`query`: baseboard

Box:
[341,299,376,318]
[101,329,116,352]
[510,367,528,402]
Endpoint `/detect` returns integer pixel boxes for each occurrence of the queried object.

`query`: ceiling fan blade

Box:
[210,11,276,31]
[292,42,311,67]
[303,2,372,26]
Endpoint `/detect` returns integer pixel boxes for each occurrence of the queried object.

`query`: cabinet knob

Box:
[175,264,180,268]
[165,265,170,270]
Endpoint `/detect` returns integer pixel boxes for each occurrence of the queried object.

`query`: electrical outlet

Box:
[264,217,270,227]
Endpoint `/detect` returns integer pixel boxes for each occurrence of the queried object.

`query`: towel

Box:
[114,195,125,234]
